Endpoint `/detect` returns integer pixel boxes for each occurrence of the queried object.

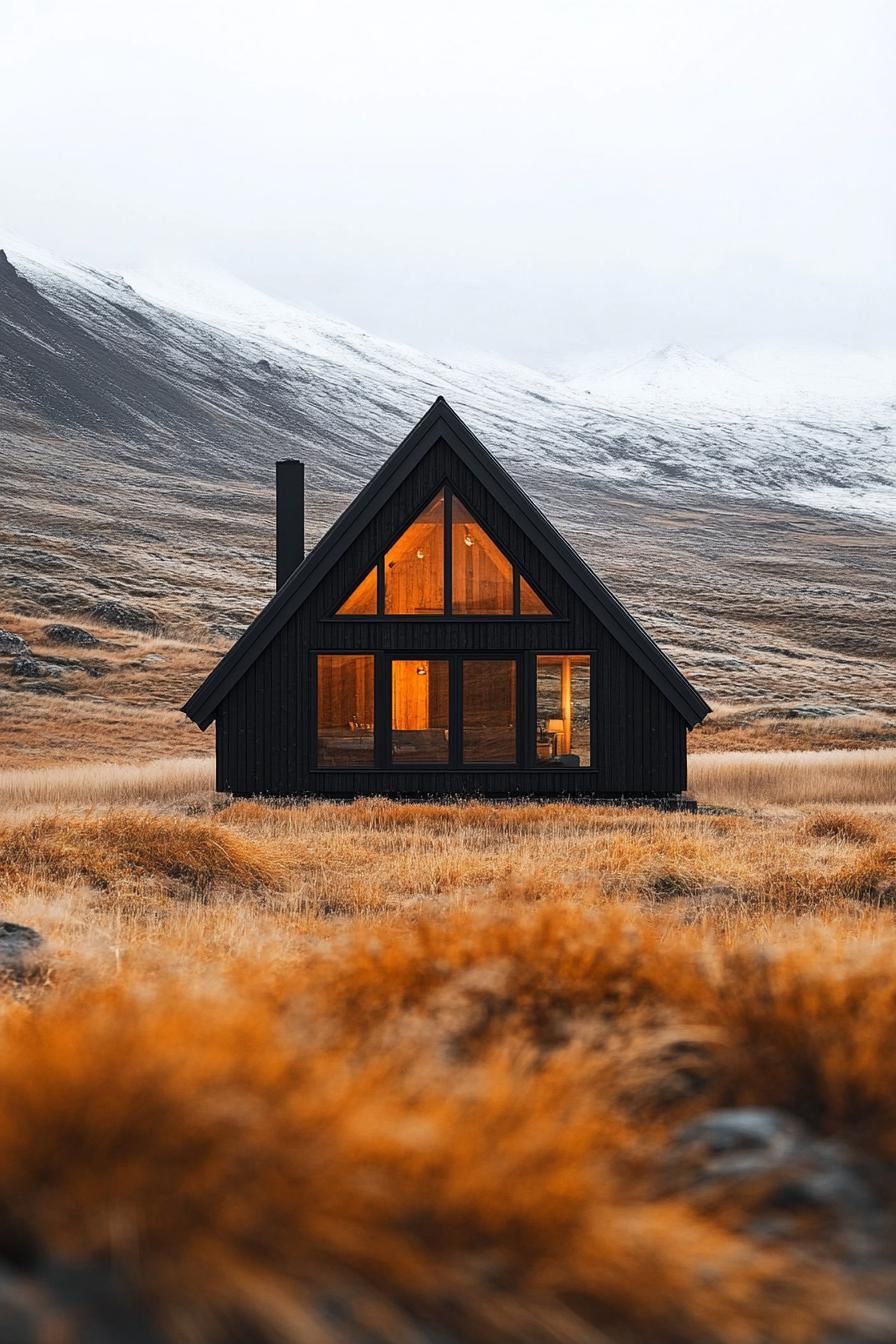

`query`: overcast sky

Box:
[2,0,894,365]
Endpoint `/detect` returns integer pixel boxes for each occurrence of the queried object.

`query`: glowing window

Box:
[520,576,551,616]
[391,659,449,763]
[335,488,555,617]
[316,655,374,768]
[463,659,517,763]
[384,491,445,615]
[336,567,377,615]
[536,655,591,767]
[451,498,513,614]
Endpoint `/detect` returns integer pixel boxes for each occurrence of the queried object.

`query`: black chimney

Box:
[276,460,304,589]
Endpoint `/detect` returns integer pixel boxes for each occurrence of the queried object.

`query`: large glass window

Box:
[391,659,450,763]
[463,659,517,763]
[335,489,555,617]
[316,655,375,767]
[384,492,445,615]
[451,498,513,614]
[336,567,377,615]
[536,655,591,767]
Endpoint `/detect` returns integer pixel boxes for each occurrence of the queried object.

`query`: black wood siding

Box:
[215,437,689,798]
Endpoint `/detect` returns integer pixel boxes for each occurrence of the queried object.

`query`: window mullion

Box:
[451,656,462,768]
[444,485,453,615]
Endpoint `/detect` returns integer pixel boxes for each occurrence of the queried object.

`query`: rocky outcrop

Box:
[0,630,29,655]
[10,655,61,679]
[43,623,98,647]
[661,1108,893,1271]
[90,600,156,632]
[0,923,43,982]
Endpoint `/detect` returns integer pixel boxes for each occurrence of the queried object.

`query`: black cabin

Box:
[184,398,710,799]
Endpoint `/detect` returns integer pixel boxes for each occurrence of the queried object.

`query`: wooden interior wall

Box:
[215,435,689,798]
[392,659,447,731]
[384,496,444,615]
[316,654,373,729]
[451,505,513,613]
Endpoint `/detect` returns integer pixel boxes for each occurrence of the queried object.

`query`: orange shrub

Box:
[0,810,284,895]
[0,962,852,1344]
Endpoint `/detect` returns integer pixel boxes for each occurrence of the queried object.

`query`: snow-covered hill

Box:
[2,238,895,523]
[569,343,761,407]
[567,340,896,410]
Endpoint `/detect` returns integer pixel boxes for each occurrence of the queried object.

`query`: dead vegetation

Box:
[689,747,896,807]
[0,810,284,896]
[0,773,895,1340]
[2,832,896,1340]
[2,746,893,814]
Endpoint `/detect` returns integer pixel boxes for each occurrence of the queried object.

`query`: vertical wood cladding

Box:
[215,437,689,798]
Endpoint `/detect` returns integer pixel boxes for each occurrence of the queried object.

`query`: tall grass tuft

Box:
[0,810,283,895]
[690,747,896,807]
[0,756,216,811]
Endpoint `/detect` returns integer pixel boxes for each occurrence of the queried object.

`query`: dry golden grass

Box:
[692,703,896,752]
[0,943,858,1344]
[0,611,219,767]
[690,747,896,807]
[0,754,215,810]
[0,810,285,897]
[1,760,896,1339]
[1,747,893,815]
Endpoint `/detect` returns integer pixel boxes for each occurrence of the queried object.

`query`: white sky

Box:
[2,0,894,364]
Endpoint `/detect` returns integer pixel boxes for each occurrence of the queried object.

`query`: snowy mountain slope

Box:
[568,339,896,410]
[570,343,762,407]
[2,239,896,523]
[724,344,896,403]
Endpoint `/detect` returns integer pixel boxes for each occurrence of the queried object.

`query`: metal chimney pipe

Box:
[276,460,304,589]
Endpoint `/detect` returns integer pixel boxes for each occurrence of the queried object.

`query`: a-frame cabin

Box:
[184,398,710,799]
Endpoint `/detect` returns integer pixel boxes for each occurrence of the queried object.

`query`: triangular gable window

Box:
[336,567,378,615]
[333,487,555,617]
[520,576,551,616]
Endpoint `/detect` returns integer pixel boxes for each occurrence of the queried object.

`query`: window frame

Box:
[313,651,377,771]
[389,656,453,768]
[311,650,595,774]
[383,652,523,771]
[460,655,521,767]
[330,483,556,620]
[533,653,595,770]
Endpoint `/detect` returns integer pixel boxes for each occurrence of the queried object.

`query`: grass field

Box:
[0,749,895,1340]
[1,469,895,1341]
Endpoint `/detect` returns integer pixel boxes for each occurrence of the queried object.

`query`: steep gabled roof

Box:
[183,398,711,729]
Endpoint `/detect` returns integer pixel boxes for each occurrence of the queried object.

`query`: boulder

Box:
[10,655,61,679]
[0,922,43,968]
[90,600,156,633]
[0,1254,165,1343]
[43,623,98,647]
[0,629,29,655]
[661,1108,890,1268]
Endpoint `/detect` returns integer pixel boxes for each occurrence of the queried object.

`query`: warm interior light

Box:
[416,548,425,560]
[416,664,427,676]
[463,532,474,547]
[546,719,565,734]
